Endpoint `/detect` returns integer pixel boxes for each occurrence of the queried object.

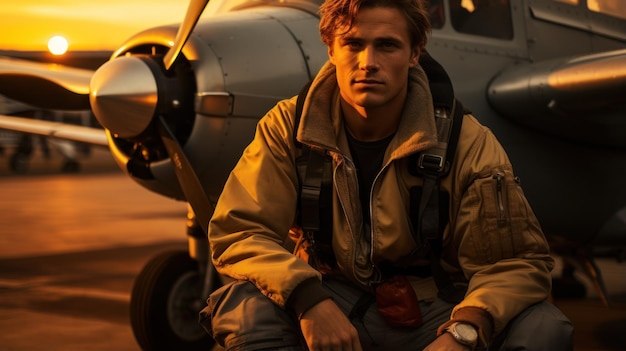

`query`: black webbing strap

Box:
[417,99,464,254]
[294,81,326,243]
[417,99,465,303]
[300,146,326,240]
[415,51,466,302]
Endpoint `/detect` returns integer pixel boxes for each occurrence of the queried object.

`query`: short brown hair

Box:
[319,0,431,50]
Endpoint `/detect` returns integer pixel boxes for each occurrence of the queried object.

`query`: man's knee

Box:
[494,300,573,351]
[199,280,304,351]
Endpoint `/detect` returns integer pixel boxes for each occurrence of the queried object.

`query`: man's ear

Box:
[328,45,336,64]
[409,47,421,67]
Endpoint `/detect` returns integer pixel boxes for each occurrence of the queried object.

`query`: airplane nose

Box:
[89,56,158,138]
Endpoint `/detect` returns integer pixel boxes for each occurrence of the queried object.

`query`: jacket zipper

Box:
[333,155,373,286]
[493,172,507,226]
[367,157,400,283]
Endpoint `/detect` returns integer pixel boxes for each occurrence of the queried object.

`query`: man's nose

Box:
[359,47,379,71]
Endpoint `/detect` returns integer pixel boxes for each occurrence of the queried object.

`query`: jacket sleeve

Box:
[208,97,322,308]
[443,115,554,342]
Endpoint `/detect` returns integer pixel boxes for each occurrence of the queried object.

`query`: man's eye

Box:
[380,42,398,50]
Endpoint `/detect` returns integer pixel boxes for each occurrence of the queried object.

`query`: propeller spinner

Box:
[89,56,158,139]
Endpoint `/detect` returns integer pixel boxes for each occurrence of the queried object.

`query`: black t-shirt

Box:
[345,131,394,224]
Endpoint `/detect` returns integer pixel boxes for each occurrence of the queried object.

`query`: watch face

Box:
[456,323,478,341]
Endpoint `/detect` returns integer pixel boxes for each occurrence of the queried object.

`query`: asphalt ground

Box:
[0,143,624,350]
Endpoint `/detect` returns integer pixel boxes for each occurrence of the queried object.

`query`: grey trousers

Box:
[199,279,573,351]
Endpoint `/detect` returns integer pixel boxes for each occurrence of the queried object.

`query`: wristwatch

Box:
[446,322,478,348]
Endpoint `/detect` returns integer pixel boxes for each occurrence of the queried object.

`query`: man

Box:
[201,0,573,350]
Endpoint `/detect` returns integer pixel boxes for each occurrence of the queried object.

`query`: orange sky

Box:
[3,0,625,52]
[1,0,189,51]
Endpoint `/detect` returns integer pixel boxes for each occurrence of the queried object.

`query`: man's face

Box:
[328,6,420,114]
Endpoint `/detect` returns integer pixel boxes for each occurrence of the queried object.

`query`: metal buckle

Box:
[418,153,444,172]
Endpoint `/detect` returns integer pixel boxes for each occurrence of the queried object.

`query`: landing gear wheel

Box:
[130,250,214,351]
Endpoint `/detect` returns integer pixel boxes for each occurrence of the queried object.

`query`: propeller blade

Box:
[163,0,210,71]
[157,116,213,234]
[0,56,92,110]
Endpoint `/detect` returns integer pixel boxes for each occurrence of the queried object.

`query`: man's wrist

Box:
[446,322,478,349]
[436,306,494,348]
[286,278,332,319]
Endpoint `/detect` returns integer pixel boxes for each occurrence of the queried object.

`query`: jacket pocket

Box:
[470,170,527,263]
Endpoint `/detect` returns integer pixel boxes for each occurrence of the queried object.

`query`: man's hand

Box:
[299,299,362,351]
[423,332,472,351]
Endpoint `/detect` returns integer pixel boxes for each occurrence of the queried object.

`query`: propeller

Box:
[157,0,213,233]
[90,0,215,233]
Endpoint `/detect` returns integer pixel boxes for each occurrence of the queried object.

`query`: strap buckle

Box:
[418,153,444,173]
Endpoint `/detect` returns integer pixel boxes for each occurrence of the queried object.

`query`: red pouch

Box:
[375,275,422,327]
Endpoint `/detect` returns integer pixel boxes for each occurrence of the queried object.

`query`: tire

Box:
[130,250,215,351]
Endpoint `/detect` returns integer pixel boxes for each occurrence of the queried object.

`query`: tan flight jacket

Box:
[209,61,554,344]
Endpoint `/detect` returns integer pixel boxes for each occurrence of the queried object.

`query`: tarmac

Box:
[0,144,624,350]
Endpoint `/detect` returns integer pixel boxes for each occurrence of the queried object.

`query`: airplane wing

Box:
[0,56,92,110]
[0,56,106,146]
[0,56,107,145]
[0,114,108,146]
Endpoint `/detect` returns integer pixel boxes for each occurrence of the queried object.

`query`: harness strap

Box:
[294,81,327,250]
[417,100,463,252]
[300,146,326,241]
[416,99,466,303]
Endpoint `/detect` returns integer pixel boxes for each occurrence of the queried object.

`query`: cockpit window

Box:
[588,0,626,19]
[553,0,626,20]
[449,0,513,40]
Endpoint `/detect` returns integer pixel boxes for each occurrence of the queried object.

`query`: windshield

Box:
[428,0,514,39]
[554,0,626,19]
[449,0,513,40]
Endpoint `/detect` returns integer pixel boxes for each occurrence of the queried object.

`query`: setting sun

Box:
[48,35,69,55]
[0,1,188,51]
